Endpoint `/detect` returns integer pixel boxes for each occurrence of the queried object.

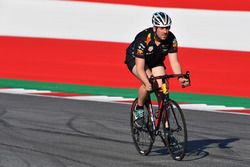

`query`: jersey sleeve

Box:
[168,34,178,53]
[134,41,146,59]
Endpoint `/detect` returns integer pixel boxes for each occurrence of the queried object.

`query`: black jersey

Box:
[125,27,178,69]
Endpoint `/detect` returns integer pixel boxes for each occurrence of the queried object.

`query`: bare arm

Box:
[168,52,182,74]
[168,53,190,87]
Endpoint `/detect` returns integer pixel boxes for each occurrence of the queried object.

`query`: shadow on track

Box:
[149,138,239,161]
[185,138,239,161]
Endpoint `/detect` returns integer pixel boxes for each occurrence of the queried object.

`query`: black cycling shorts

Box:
[125,59,135,72]
[125,59,166,73]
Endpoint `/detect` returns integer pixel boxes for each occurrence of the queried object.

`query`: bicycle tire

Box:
[130,98,154,156]
[162,99,187,160]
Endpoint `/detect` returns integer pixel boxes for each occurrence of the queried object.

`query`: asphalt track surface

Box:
[0,93,249,167]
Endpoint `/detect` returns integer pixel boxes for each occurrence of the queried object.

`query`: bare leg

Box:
[137,85,148,106]
[131,66,152,106]
[151,66,168,128]
[151,66,166,86]
[151,66,166,103]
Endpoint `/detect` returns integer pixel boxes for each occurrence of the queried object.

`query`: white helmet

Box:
[152,12,172,27]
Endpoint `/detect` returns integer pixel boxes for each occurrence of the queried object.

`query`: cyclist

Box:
[125,12,190,127]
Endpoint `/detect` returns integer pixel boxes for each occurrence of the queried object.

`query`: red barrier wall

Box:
[0,36,250,97]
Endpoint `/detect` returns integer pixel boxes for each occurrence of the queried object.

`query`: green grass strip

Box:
[0,78,250,108]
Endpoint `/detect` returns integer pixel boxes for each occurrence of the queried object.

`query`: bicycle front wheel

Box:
[130,98,154,156]
[162,99,187,160]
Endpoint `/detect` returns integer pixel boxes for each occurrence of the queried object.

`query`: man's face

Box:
[154,26,170,41]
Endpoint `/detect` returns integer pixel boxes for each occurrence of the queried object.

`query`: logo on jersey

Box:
[139,43,145,49]
[148,46,154,52]
[145,33,151,45]
[172,38,178,48]
[162,45,168,52]
[136,49,144,56]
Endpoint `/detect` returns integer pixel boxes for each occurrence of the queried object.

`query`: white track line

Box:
[0,88,249,115]
[0,88,51,94]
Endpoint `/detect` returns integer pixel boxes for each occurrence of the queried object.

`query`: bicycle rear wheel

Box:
[162,99,187,160]
[130,98,154,155]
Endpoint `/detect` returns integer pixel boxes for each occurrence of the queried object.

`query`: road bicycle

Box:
[130,71,190,160]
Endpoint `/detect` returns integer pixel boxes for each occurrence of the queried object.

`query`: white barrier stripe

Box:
[0,0,250,51]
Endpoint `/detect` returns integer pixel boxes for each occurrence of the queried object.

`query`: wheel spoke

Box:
[130,98,154,156]
[162,100,187,160]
